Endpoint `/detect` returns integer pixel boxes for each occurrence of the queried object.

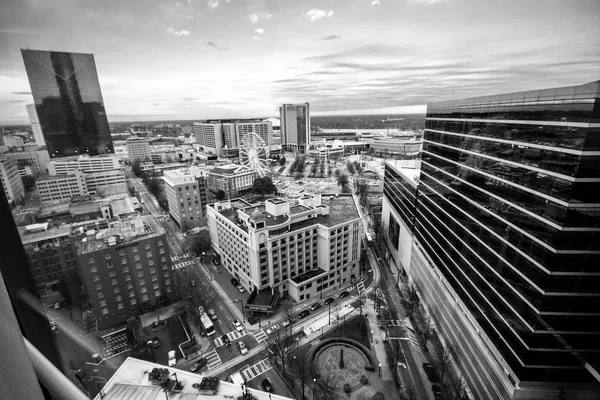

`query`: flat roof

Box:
[18,224,72,244]
[319,194,360,227]
[96,357,293,400]
[385,160,421,187]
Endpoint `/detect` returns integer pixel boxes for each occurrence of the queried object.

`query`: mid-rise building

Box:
[36,170,88,204]
[0,135,25,148]
[21,49,114,158]
[364,137,423,156]
[280,103,310,153]
[26,103,45,146]
[72,215,175,330]
[82,169,126,192]
[207,194,363,313]
[206,164,258,198]
[193,122,223,155]
[383,81,600,399]
[0,156,25,205]
[126,137,151,163]
[162,167,208,229]
[47,154,121,175]
[0,145,50,176]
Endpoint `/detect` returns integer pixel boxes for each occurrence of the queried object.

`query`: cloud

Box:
[12,91,32,95]
[371,0,380,5]
[249,14,259,23]
[253,36,262,41]
[255,28,264,34]
[200,40,230,51]
[0,28,40,35]
[266,13,272,19]
[166,27,191,36]
[186,15,194,20]
[322,34,341,41]
[305,9,334,22]
[207,0,219,9]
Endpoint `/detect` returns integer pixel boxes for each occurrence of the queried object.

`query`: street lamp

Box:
[236,299,245,322]
[371,330,373,342]
[378,363,381,377]
[313,378,317,400]
[171,372,181,390]
[328,302,331,326]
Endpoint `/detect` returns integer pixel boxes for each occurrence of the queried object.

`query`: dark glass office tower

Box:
[280,103,310,153]
[414,80,600,397]
[21,50,114,158]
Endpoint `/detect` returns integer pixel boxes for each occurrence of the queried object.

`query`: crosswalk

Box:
[239,359,271,382]
[386,319,403,326]
[407,329,422,354]
[357,281,366,294]
[204,349,222,370]
[213,330,247,347]
[252,329,268,343]
[171,253,192,262]
[173,260,195,270]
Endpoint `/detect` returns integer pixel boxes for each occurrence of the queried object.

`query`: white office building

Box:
[36,170,88,204]
[193,122,223,155]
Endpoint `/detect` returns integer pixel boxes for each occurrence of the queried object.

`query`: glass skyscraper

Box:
[21,50,114,158]
[280,103,310,153]
[396,81,600,399]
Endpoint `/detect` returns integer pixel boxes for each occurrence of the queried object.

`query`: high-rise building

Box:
[207,194,362,311]
[0,156,25,205]
[280,103,310,153]
[236,121,273,147]
[383,81,600,399]
[126,137,151,163]
[193,122,223,155]
[72,215,175,330]
[194,120,273,156]
[162,167,208,229]
[26,103,45,146]
[21,49,114,158]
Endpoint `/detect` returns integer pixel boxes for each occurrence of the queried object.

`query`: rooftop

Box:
[96,357,292,400]
[385,160,421,187]
[210,164,254,176]
[18,223,72,244]
[318,194,360,227]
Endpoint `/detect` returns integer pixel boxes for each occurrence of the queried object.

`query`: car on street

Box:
[233,320,243,332]
[222,334,231,346]
[231,278,239,286]
[432,384,443,399]
[212,258,220,267]
[238,341,248,355]
[208,309,218,320]
[339,291,350,298]
[150,337,161,348]
[168,350,176,366]
[190,358,207,372]
[261,378,274,393]
[422,363,437,381]
[324,298,334,305]
[282,319,291,327]
[297,310,310,319]
[309,302,322,311]
[237,285,246,293]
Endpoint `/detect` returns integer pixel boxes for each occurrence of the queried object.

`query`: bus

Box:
[365,232,373,246]
[198,306,216,336]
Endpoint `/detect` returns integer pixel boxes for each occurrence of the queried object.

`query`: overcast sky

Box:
[1,0,599,124]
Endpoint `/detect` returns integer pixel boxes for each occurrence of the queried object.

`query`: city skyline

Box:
[1,0,599,125]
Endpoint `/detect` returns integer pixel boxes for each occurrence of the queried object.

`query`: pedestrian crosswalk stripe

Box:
[205,349,222,370]
[240,360,271,382]
[252,329,268,343]
[407,330,422,354]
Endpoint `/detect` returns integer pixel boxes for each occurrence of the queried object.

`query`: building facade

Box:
[193,122,223,155]
[162,167,208,229]
[207,194,363,305]
[195,120,272,156]
[83,169,126,192]
[1,135,25,148]
[126,137,151,163]
[21,49,114,158]
[0,156,25,205]
[26,103,46,146]
[280,103,310,153]
[364,137,423,156]
[383,81,600,399]
[206,164,258,198]
[36,170,88,204]
[73,216,175,330]
[47,154,120,175]
[0,146,50,176]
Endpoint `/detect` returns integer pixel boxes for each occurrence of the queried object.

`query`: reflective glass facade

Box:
[419,81,600,384]
[21,50,114,158]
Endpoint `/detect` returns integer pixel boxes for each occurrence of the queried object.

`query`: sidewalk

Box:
[139,301,186,328]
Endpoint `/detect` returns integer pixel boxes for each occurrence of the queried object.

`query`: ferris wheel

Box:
[239,133,269,177]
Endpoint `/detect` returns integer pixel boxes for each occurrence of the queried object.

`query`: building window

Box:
[90,266,97,273]
[142,294,149,301]
[102,308,109,315]
[97,291,104,299]
[117,303,124,310]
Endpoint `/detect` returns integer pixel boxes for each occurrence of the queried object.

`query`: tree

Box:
[131,160,143,177]
[145,177,162,198]
[291,351,311,400]
[448,376,469,400]
[265,325,293,376]
[421,315,435,349]
[346,161,356,175]
[294,171,304,182]
[403,284,419,318]
[186,231,211,256]
[310,163,318,177]
[127,182,136,197]
[22,175,36,191]
[252,177,277,199]
[336,173,349,187]
[215,189,226,200]
[278,157,287,166]
[435,344,454,382]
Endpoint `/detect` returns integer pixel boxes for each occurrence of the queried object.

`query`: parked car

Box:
[207,309,218,320]
[150,336,161,348]
[168,350,176,366]
[231,278,239,286]
[422,363,437,382]
[190,358,207,372]
[339,291,350,298]
[432,384,443,399]
[309,302,322,311]
[238,341,248,355]
[237,285,246,293]
[324,298,334,305]
[233,320,243,332]
[261,378,274,393]
[212,258,220,267]
[297,310,310,319]
[282,319,291,327]
[222,334,231,346]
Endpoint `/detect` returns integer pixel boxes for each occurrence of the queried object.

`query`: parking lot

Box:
[138,314,189,366]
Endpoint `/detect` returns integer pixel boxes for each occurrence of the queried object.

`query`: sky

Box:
[1,0,599,125]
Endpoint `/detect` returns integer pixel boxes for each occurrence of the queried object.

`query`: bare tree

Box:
[448,376,469,400]
[435,344,454,382]
[292,352,311,400]
[421,315,435,349]
[266,325,293,376]
[403,284,419,318]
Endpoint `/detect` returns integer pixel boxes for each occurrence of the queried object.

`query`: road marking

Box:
[204,349,222,370]
[252,329,268,343]
[240,359,272,382]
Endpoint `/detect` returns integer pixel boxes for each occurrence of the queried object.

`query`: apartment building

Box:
[162,167,208,229]
[207,194,363,311]
[73,215,174,330]
[126,137,151,163]
[47,155,121,175]
[193,122,223,155]
[206,164,258,198]
[36,170,88,204]
[195,120,273,156]
[0,156,25,205]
